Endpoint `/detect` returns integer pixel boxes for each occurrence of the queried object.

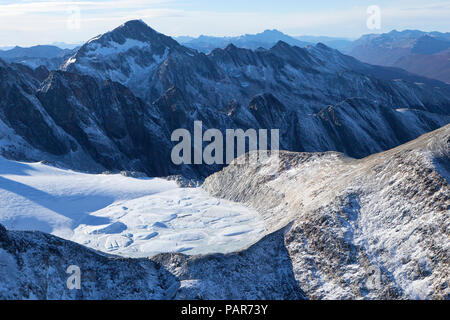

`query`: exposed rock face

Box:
[0,226,178,299]
[203,125,450,299]
[36,71,175,176]
[0,59,101,171]
[0,223,304,300]
[153,229,306,300]
[0,61,67,156]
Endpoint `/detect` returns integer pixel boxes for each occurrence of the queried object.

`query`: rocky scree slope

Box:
[203,125,450,299]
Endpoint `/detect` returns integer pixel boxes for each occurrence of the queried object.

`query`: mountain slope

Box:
[203,124,450,299]
[0,222,303,300]
[63,22,450,111]
[395,49,450,84]
[1,57,184,176]
[0,59,101,171]
[36,70,177,176]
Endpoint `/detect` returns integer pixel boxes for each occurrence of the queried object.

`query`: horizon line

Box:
[1,22,449,49]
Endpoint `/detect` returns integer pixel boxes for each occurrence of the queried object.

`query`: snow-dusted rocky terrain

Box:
[0,223,179,300]
[203,124,450,300]
[0,156,265,258]
[0,126,448,300]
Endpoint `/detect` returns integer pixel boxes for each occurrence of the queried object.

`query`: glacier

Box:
[0,156,265,257]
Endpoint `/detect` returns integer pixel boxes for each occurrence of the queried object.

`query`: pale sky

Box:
[0,0,450,46]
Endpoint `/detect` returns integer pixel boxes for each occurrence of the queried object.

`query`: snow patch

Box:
[85,39,149,57]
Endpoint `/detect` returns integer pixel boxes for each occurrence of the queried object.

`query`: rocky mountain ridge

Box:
[1,20,449,178]
[202,124,449,299]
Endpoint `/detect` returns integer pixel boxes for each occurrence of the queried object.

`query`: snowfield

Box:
[0,156,265,257]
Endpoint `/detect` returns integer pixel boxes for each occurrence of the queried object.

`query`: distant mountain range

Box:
[176,29,313,53]
[175,31,355,53]
[0,42,80,51]
[345,30,450,83]
[176,29,450,83]
[5,28,450,84]
[0,45,77,70]
[294,36,353,50]
[394,49,450,84]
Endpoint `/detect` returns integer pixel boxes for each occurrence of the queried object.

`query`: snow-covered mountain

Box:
[1,20,449,179]
[62,20,205,104]
[62,21,450,111]
[1,125,448,299]
[0,220,180,300]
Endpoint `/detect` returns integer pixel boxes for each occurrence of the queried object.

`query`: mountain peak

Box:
[225,43,238,51]
[76,19,177,49]
[272,40,291,49]
[71,18,179,57]
[315,42,332,50]
[116,19,157,35]
[112,19,160,39]
[262,29,283,35]
[122,19,147,27]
